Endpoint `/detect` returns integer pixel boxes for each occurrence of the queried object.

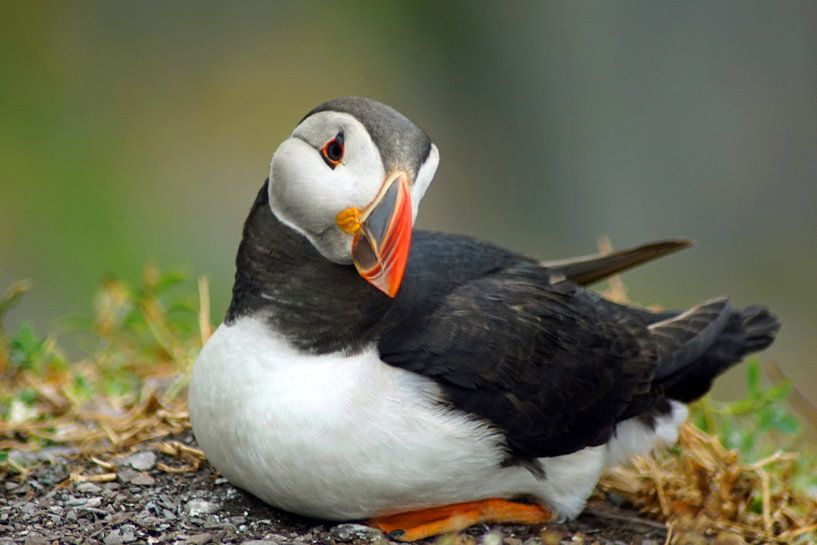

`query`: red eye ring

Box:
[321,131,345,169]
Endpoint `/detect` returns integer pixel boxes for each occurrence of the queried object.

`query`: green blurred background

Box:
[2,1,816,400]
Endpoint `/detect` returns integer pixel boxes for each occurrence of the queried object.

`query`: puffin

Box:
[188,97,779,541]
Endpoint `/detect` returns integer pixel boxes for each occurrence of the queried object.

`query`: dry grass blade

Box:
[596,235,629,304]
[70,472,117,483]
[601,424,817,543]
[151,439,204,473]
[90,456,116,470]
[152,439,204,460]
[764,362,817,434]
[197,276,212,345]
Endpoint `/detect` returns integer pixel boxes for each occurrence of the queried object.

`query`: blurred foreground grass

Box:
[0,265,206,467]
[1,268,815,542]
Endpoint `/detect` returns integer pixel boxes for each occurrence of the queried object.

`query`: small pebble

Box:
[123,451,157,472]
[110,512,131,525]
[104,530,125,545]
[120,525,137,543]
[19,503,38,519]
[23,533,49,545]
[158,494,178,509]
[330,523,387,543]
[76,482,103,494]
[186,499,221,518]
[83,497,103,508]
[117,468,141,483]
[39,465,69,485]
[130,474,156,486]
[541,529,563,545]
[185,533,214,545]
[482,531,503,545]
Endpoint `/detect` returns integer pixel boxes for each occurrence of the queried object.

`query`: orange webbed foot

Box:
[367,498,553,541]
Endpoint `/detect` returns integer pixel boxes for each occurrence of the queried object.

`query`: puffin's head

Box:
[268,97,440,297]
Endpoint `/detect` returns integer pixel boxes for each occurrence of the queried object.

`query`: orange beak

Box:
[338,172,413,298]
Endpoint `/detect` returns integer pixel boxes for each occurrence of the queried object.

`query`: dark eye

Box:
[321,131,345,168]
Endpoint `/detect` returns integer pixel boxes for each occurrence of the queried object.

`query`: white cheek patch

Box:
[267,115,388,265]
[410,144,440,223]
[336,156,385,210]
[269,141,341,232]
[268,139,318,240]
[340,131,387,208]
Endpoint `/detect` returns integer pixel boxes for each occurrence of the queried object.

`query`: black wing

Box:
[541,239,692,285]
[409,231,692,289]
[379,261,730,463]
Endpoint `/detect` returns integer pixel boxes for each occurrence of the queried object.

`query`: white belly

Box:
[188,318,608,520]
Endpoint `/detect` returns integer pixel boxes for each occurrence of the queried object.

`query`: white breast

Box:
[188,317,610,520]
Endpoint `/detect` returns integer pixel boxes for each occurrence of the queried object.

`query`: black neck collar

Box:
[226,181,392,354]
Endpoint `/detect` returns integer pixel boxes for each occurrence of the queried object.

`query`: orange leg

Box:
[367,498,553,541]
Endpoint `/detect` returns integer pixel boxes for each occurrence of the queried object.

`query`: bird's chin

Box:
[307,229,355,266]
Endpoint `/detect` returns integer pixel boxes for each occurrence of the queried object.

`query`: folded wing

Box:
[379,262,731,464]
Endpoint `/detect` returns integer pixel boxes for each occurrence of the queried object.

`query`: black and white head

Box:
[268,97,440,296]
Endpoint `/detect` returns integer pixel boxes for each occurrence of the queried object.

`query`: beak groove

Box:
[348,173,412,297]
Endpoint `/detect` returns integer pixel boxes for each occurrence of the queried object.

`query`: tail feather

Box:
[609,305,779,467]
[663,305,781,403]
[650,298,732,382]
[619,299,731,421]
[739,305,780,353]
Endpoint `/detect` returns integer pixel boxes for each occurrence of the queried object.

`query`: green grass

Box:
[691,360,817,497]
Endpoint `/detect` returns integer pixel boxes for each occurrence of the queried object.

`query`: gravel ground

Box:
[0,433,668,545]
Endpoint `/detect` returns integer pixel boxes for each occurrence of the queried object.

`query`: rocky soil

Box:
[0,433,667,545]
